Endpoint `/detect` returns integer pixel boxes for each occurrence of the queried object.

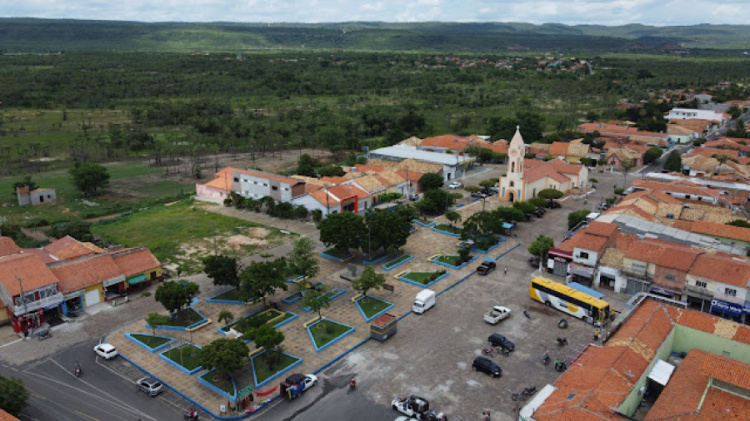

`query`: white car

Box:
[94,343,119,359]
[483,305,512,325]
[395,417,420,421]
[392,395,429,418]
[301,373,318,389]
[447,181,463,189]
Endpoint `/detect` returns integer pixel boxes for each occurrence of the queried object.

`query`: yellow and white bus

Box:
[529,277,613,326]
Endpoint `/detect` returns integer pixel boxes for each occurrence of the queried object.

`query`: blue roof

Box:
[567,282,605,299]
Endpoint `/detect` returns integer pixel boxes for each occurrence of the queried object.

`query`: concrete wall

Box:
[618,328,676,417]
[672,324,750,363]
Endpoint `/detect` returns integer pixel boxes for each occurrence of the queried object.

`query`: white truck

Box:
[483,305,511,324]
[413,289,436,314]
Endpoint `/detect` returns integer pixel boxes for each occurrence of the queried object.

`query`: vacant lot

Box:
[91,200,294,274]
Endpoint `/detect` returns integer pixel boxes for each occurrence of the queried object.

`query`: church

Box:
[499,127,589,202]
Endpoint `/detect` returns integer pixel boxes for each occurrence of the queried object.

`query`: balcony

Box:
[13,292,64,316]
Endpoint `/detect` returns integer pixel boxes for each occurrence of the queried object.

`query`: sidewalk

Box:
[105,208,519,419]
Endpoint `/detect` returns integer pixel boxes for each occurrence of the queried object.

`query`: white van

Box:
[413,289,436,314]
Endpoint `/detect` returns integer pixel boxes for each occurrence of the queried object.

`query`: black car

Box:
[488,333,515,353]
[472,356,502,377]
[534,207,545,217]
[546,200,562,209]
[476,261,496,275]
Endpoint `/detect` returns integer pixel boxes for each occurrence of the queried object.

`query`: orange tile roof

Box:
[672,220,750,243]
[523,164,569,184]
[624,238,702,271]
[687,146,742,160]
[549,142,570,156]
[327,184,371,200]
[18,248,56,264]
[688,253,750,288]
[110,247,161,278]
[0,237,21,257]
[419,134,486,150]
[578,122,669,139]
[705,138,750,153]
[43,236,99,260]
[0,409,21,421]
[586,221,619,237]
[0,253,59,296]
[49,254,123,294]
[645,349,750,420]
[630,180,721,199]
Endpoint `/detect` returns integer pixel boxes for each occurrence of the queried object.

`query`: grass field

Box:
[403,271,446,285]
[434,255,464,266]
[253,351,300,384]
[383,254,411,269]
[163,344,202,370]
[162,308,204,327]
[434,224,462,234]
[309,320,352,348]
[131,334,170,349]
[357,297,391,319]
[91,200,289,273]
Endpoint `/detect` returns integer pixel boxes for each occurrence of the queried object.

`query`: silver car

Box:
[136,376,164,397]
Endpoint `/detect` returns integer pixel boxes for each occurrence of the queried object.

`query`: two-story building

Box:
[196,167,307,204]
[620,238,701,301]
[686,253,750,322]
[554,221,618,286]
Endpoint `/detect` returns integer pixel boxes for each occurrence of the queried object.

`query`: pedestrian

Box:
[594,329,600,341]
[504,267,507,275]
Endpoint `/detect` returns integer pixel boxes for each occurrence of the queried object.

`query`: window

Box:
[579,252,589,259]
[695,280,707,289]
[725,288,737,297]
[233,177,239,182]
[510,181,515,187]
[631,263,646,273]
[272,186,278,191]
[665,273,675,281]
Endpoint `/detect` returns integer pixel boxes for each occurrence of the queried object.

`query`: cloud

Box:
[3,0,749,25]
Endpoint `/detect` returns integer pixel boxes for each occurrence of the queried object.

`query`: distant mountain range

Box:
[1,18,749,52]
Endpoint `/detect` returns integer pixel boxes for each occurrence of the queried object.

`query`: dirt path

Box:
[202,203,322,244]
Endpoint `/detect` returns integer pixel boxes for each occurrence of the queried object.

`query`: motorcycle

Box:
[542,353,551,366]
[522,386,537,397]
[183,409,199,420]
[556,337,568,347]
[74,362,82,378]
[523,310,531,319]
[349,379,356,391]
[554,360,567,372]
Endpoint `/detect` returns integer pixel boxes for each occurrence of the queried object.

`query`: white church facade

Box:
[499,128,589,202]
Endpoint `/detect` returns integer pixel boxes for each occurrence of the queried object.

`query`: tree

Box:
[69,162,110,196]
[0,374,30,417]
[351,266,385,298]
[643,147,664,164]
[512,201,537,215]
[300,284,332,320]
[297,154,320,177]
[568,209,590,230]
[620,157,636,187]
[589,178,598,189]
[528,235,554,262]
[728,105,742,120]
[46,219,93,242]
[538,189,564,200]
[664,150,682,173]
[529,197,546,208]
[418,173,444,191]
[202,255,240,288]
[365,209,412,257]
[318,212,366,252]
[287,237,320,281]
[417,189,454,215]
[239,258,288,307]
[245,324,286,367]
[145,312,171,336]
[154,281,200,314]
[217,310,234,326]
[727,219,750,228]
[11,175,38,195]
[198,338,248,378]
[445,210,461,227]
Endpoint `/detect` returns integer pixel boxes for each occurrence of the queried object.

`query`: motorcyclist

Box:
[349,379,356,389]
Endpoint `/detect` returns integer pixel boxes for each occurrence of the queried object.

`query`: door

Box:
[84,289,101,307]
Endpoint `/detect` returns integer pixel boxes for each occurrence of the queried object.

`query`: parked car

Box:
[447,181,463,189]
[471,191,488,199]
[488,333,515,353]
[481,187,496,196]
[598,202,610,210]
[476,261,496,276]
[94,343,119,360]
[136,376,164,397]
[484,305,511,324]
[546,200,562,209]
[472,356,502,377]
[528,256,540,268]
[392,395,430,418]
[534,207,545,217]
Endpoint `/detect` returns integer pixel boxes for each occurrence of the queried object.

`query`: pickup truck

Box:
[476,261,496,275]
[484,305,511,324]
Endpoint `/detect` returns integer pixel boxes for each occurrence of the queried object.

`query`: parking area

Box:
[318,170,632,420]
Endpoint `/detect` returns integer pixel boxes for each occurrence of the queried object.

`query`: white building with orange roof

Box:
[499,127,588,202]
[417,134,487,153]
[196,167,307,204]
[666,107,730,126]
[291,183,372,218]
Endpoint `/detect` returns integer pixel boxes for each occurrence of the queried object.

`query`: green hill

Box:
[0,19,749,52]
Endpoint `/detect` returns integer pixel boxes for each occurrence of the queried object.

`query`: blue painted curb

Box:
[250,351,303,388]
[307,319,356,353]
[197,369,238,400]
[412,219,435,228]
[301,288,346,312]
[218,308,264,336]
[354,297,395,322]
[431,226,462,237]
[363,253,389,265]
[398,270,450,288]
[286,275,304,284]
[319,250,353,262]
[145,306,209,332]
[124,332,175,353]
[382,255,414,271]
[430,255,477,270]
[159,343,204,375]
[206,287,245,305]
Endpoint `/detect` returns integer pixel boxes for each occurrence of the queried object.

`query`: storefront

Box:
[710,299,744,323]
[568,263,595,286]
[103,275,126,300]
[548,249,572,277]
[62,290,85,316]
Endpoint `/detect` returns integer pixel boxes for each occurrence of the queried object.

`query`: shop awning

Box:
[568,263,595,278]
[127,274,148,285]
[568,281,605,299]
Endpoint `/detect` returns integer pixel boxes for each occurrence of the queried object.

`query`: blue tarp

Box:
[502,222,514,229]
[568,282,605,299]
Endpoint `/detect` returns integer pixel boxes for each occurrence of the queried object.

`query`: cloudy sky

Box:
[4,0,749,26]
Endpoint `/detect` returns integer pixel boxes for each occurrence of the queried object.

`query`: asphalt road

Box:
[0,338,194,421]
